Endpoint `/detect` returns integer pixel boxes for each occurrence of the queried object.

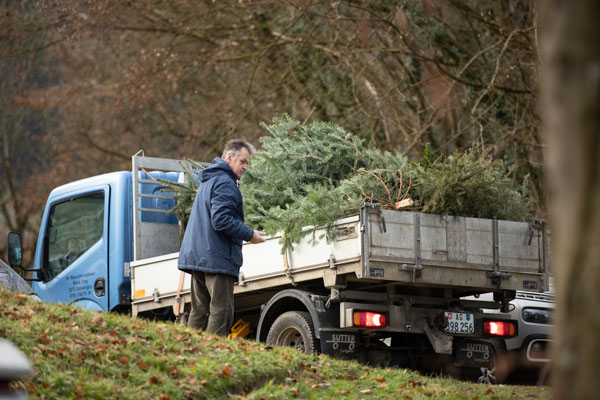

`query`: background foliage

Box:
[0,0,544,265]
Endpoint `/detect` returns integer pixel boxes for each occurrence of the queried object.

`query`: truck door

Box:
[33,185,110,311]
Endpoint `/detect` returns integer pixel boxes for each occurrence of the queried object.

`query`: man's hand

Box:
[250,230,267,244]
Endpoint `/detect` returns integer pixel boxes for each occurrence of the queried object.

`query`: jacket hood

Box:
[200,157,237,183]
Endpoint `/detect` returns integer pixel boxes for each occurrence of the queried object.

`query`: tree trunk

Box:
[540,1,600,398]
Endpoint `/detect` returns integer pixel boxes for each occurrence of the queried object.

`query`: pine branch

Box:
[164,116,531,252]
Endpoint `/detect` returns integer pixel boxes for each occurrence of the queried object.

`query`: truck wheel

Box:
[266,311,317,354]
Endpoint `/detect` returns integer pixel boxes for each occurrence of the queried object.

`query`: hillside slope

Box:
[0,289,549,399]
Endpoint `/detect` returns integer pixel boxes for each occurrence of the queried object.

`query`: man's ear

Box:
[224,151,232,162]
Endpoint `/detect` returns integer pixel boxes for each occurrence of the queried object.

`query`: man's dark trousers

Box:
[187,270,235,335]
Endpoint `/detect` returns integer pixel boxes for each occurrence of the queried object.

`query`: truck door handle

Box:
[94,278,106,297]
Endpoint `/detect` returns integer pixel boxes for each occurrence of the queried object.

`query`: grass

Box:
[0,288,550,399]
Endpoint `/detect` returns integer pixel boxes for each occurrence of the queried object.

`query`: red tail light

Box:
[353,311,387,327]
[483,320,516,337]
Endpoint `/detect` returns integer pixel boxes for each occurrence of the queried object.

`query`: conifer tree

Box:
[240,116,410,248]
[412,148,531,221]
[163,116,531,250]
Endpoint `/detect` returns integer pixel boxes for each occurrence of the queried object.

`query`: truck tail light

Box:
[353,311,387,328]
[483,320,516,337]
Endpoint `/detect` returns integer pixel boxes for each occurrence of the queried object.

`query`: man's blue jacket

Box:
[177,157,254,278]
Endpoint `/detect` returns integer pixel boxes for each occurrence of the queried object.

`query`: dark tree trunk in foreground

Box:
[540,1,600,398]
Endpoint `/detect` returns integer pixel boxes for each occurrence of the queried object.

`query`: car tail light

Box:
[353,311,387,327]
[483,320,516,337]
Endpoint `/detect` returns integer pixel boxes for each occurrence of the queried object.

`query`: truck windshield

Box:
[45,192,105,281]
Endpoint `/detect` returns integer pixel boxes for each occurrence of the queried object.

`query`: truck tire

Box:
[266,311,317,354]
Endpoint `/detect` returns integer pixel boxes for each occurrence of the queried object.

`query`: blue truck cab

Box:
[28,170,179,312]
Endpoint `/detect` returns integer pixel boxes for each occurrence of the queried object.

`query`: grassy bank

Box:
[0,289,550,399]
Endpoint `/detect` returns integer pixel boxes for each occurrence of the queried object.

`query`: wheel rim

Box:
[275,326,305,352]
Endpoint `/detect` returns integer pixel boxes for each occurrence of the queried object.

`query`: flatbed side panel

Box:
[240,217,361,281]
[131,217,364,313]
[497,220,542,271]
[464,218,493,266]
[131,207,550,316]
[420,213,452,263]
[365,209,548,291]
[368,211,415,260]
[464,218,542,272]
[131,253,186,304]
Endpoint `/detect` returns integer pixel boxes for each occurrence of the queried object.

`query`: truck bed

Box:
[130,204,550,316]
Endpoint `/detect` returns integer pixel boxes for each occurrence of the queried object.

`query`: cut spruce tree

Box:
[160,116,531,250]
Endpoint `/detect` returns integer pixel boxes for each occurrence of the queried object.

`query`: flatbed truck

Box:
[7,151,551,381]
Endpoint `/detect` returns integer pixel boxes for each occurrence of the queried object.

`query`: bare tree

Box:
[2,0,548,265]
[35,0,546,176]
[540,0,600,398]
[0,1,63,267]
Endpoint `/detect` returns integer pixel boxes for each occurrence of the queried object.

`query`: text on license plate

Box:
[445,312,474,334]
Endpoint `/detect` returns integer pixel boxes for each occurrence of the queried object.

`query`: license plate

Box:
[445,312,474,335]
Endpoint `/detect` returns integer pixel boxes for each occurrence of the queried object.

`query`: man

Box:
[178,139,266,335]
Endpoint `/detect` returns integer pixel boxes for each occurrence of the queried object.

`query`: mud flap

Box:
[453,340,495,368]
[319,329,359,359]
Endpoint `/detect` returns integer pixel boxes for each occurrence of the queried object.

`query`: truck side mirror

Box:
[7,232,23,268]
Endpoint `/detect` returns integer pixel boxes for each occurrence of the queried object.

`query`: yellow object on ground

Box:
[229,319,250,338]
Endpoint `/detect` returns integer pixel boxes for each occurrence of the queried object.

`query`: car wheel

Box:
[478,339,509,384]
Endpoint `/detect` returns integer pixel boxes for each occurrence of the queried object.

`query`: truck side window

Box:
[45,192,105,281]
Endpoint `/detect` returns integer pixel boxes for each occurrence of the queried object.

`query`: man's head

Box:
[222,139,256,179]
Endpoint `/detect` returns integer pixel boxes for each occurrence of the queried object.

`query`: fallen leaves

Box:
[217,343,231,350]
[408,379,426,388]
[216,364,233,378]
[137,360,149,370]
[38,334,51,344]
[14,293,29,305]
[0,288,551,400]
[88,316,106,327]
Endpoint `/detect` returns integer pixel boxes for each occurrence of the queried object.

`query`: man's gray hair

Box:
[222,139,256,159]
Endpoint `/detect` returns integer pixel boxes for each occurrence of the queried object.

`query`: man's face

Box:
[225,147,251,179]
